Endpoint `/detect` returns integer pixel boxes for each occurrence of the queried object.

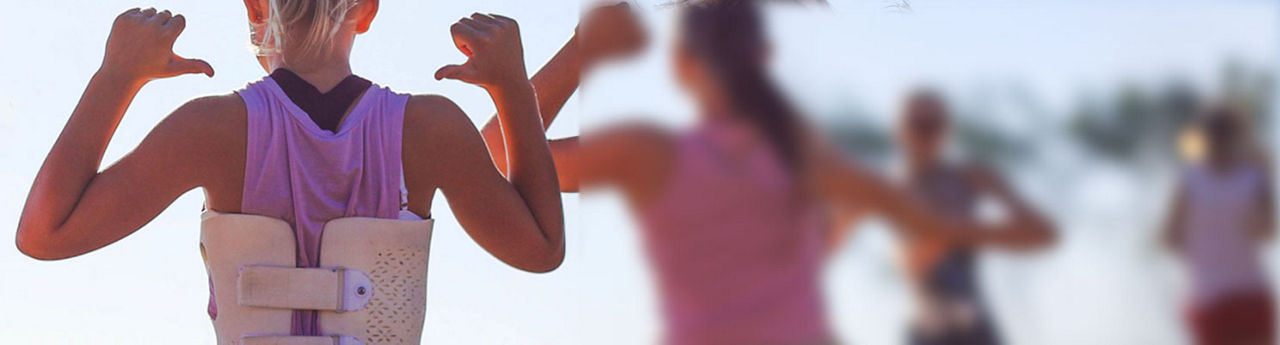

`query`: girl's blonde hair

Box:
[253,0,359,61]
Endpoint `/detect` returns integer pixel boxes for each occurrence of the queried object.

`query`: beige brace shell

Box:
[201,211,434,345]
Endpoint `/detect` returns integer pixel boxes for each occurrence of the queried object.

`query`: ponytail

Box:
[678,0,805,176]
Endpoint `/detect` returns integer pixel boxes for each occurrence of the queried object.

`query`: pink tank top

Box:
[637,120,831,345]
[211,76,410,335]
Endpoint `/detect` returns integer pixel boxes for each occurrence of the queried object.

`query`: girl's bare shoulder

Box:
[165,94,246,131]
[400,94,483,151]
[145,94,248,182]
[399,94,488,176]
[158,94,248,151]
[128,93,248,210]
[403,94,468,130]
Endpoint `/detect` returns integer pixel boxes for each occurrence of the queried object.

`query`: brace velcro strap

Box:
[241,335,364,345]
[237,265,374,312]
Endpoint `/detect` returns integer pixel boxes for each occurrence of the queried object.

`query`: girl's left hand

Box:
[435,13,530,90]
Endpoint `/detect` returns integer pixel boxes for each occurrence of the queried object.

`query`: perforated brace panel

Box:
[364,247,429,343]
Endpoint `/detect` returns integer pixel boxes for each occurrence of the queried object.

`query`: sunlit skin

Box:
[15,1,567,273]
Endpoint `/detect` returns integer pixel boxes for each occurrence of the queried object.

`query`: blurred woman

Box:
[894,90,1056,345]
[482,1,1036,344]
[1162,103,1276,345]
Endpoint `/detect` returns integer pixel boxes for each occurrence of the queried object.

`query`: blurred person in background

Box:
[892,90,1056,345]
[484,1,1040,344]
[1162,103,1276,345]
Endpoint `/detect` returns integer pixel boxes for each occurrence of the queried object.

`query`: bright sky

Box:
[0,0,1275,344]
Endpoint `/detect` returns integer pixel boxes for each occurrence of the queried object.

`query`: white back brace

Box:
[201,211,434,345]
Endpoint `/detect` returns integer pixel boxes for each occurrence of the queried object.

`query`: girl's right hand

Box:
[435,13,530,90]
[101,8,213,83]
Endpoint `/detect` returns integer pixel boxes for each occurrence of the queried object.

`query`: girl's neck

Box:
[267,55,354,93]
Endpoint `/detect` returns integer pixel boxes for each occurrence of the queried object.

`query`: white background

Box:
[0,0,1276,344]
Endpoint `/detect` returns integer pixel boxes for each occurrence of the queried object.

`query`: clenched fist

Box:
[435,13,530,90]
[578,2,648,65]
[102,8,213,82]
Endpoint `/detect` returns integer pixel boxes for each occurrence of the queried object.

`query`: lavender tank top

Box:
[637,120,831,345]
[211,76,410,335]
[1182,162,1270,304]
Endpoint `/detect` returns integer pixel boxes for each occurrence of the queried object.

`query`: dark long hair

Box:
[677,0,806,177]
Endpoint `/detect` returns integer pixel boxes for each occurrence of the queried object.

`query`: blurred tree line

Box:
[823,60,1275,169]
[1070,61,1273,165]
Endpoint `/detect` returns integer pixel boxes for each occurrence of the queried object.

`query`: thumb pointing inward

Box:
[434,64,473,82]
[169,55,214,77]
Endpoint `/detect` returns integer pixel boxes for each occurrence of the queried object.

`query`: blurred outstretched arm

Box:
[808,137,1043,251]
[963,165,1057,251]
[480,2,646,192]
[809,140,958,241]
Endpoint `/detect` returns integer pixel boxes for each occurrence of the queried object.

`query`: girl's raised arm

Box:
[405,14,565,272]
[16,8,224,260]
[478,2,646,192]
